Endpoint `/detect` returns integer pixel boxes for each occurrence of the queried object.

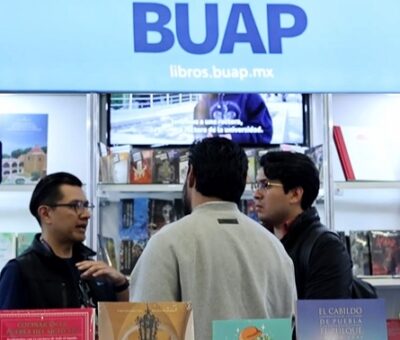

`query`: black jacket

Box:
[10,234,116,309]
[281,207,353,299]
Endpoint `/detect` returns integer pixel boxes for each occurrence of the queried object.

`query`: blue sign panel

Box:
[0,1,399,92]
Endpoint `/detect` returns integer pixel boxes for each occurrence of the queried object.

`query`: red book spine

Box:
[333,125,356,181]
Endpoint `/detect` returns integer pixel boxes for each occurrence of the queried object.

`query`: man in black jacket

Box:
[0,172,129,309]
[253,151,352,299]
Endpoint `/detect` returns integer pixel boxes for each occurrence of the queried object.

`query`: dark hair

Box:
[259,151,319,210]
[29,172,83,225]
[188,137,248,204]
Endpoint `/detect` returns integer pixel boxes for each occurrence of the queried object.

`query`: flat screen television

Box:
[107,93,309,147]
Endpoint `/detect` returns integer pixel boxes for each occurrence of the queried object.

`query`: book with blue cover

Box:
[296,299,387,340]
[212,318,292,340]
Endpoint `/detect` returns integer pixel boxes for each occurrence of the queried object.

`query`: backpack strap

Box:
[298,224,337,280]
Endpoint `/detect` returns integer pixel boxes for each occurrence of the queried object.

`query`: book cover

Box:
[296,299,387,340]
[387,319,400,340]
[333,125,356,181]
[110,145,131,184]
[178,148,189,184]
[212,318,292,340]
[305,144,323,186]
[0,232,16,271]
[369,230,400,275]
[0,308,95,339]
[245,148,257,184]
[119,198,150,241]
[153,149,180,184]
[98,235,118,270]
[0,113,48,185]
[148,199,177,236]
[119,239,147,276]
[16,232,35,256]
[130,148,153,184]
[349,231,372,276]
[98,302,194,340]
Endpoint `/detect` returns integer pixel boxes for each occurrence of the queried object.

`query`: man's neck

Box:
[273,207,304,239]
[40,234,73,259]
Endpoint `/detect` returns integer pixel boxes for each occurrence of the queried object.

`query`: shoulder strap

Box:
[298,225,336,278]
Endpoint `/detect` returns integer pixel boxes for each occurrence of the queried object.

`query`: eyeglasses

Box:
[251,180,283,192]
[48,201,95,214]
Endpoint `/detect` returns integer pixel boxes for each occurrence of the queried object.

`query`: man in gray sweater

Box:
[130,137,297,340]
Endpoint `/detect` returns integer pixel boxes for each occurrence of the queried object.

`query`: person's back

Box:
[130,137,296,339]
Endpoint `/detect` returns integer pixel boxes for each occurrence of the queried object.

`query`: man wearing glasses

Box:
[253,151,353,299]
[0,172,129,309]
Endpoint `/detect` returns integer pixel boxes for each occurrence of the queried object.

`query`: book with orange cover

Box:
[98,302,194,340]
[333,125,355,180]
[0,308,95,339]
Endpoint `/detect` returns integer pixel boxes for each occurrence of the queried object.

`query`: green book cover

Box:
[16,232,36,256]
[212,318,292,340]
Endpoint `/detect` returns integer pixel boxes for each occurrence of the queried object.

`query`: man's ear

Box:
[187,165,195,188]
[37,205,52,224]
[288,186,304,205]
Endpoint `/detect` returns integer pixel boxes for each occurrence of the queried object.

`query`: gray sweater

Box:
[130,201,297,340]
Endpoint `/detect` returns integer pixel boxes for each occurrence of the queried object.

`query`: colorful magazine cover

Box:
[212,318,292,340]
[0,113,48,184]
[296,299,387,340]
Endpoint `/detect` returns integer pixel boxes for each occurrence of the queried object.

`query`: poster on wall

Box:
[0,114,48,185]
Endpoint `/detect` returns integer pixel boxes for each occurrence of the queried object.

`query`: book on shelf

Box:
[98,235,118,270]
[0,232,16,271]
[245,148,257,184]
[110,145,131,184]
[178,148,189,184]
[98,141,113,183]
[333,125,356,181]
[349,231,372,276]
[0,308,95,340]
[118,198,150,241]
[212,318,292,340]
[98,301,194,340]
[369,230,400,275]
[149,198,177,237]
[296,298,387,340]
[16,232,36,256]
[130,148,153,184]
[305,144,323,186]
[119,239,146,276]
[153,148,180,184]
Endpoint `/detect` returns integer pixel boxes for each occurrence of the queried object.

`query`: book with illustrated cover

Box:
[153,149,180,184]
[305,144,323,186]
[149,199,177,237]
[110,145,131,184]
[349,231,372,276]
[296,299,387,340]
[369,230,400,275]
[212,318,292,340]
[0,233,16,271]
[98,235,118,270]
[98,302,194,340]
[119,239,146,275]
[0,114,48,185]
[0,308,95,339]
[119,198,149,241]
[178,148,189,184]
[16,232,35,256]
[245,148,257,184]
[130,148,153,184]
